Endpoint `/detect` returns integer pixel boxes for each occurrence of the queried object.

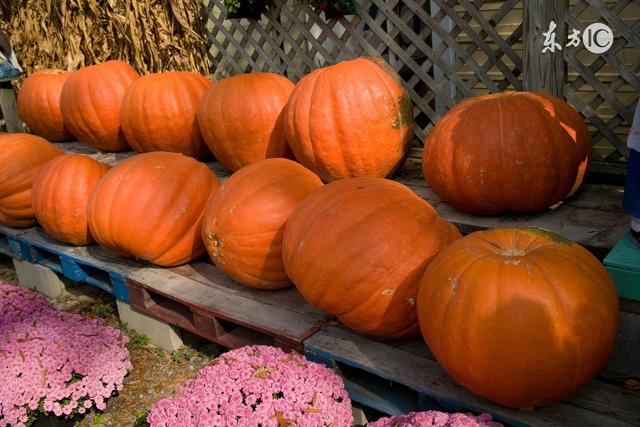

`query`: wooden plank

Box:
[127,266,329,346]
[523,0,568,97]
[606,310,640,378]
[0,81,22,132]
[396,177,628,256]
[305,326,640,427]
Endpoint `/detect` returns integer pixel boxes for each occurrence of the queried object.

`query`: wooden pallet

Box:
[304,326,640,427]
[605,233,640,302]
[395,162,628,259]
[0,224,32,260]
[17,229,144,302]
[127,262,331,352]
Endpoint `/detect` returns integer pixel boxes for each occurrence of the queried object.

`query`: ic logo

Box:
[582,23,614,54]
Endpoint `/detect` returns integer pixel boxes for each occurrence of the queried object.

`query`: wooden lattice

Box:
[564,0,639,173]
[204,0,638,174]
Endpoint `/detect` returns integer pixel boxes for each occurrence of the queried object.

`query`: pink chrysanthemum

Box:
[0,284,131,426]
[368,410,503,427]
[148,345,352,426]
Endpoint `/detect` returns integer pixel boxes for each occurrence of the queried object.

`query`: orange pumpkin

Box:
[0,133,62,227]
[88,152,220,266]
[198,72,294,170]
[31,154,110,245]
[121,71,212,159]
[417,227,619,409]
[534,92,591,196]
[283,57,414,182]
[422,92,586,215]
[60,60,138,151]
[282,178,460,339]
[202,158,323,289]
[17,69,74,141]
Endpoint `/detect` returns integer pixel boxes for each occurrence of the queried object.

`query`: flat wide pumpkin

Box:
[121,71,212,159]
[17,69,74,141]
[0,133,62,227]
[282,178,460,339]
[423,92,588,214]
[202,158,323,289]
[198,72,294,170]
[32,154,110,245]
[88,152,220,266]
[283,57,413,182]
[60,60,138,151]
[417,228,619,409]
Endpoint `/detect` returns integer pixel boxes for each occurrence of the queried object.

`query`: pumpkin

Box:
[31,154,110,245]
[88,152,220,266]
[202,158,323,289]
[121,71,212,159]
[197,72,294,170]
[534,92,591,196]
[0,133,62,227]
[417,227,619,409]
[282,178,460,339]
[422,92,587,215]
[283,57,413,182]
[17,69,74,141]
[60,60,138,151]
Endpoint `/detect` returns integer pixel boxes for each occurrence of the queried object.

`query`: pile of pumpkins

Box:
[1,57,619,411]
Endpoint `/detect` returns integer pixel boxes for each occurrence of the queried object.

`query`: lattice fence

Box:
[203,0,639,174]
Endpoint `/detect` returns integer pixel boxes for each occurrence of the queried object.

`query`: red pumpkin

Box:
[17,69,74,141]
[417,227,619,408]
[282,178,460,339]
[198,72,294,170]
[283,57,414,182]
[121,72,212,159]
[31,154,110,245]
[0,133,62,227]
[422,92,587,215]
[60,60,138,151]
[88,152,220,266]
[202,158,323,289]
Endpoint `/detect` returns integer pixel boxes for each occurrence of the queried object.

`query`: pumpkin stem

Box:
[500,248,526,257]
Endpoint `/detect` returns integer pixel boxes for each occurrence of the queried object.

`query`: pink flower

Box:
[367,411,503,427]
[0,284,131,426]
[148,345,352,426]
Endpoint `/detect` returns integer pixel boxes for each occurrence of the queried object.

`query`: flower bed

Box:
[0,283,131,426]
[367,411,503,427]
[148,345,352,426]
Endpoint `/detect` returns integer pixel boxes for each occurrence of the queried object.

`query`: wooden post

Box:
[0,80,22,133]
[523,0,568,97]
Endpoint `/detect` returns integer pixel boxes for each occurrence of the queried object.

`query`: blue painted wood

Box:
[0,225,32,260]
[16,230,144,302]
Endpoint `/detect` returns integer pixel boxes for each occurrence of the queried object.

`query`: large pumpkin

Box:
[282,178,460,339]
[31,154,110,245]
[88,152,220,266]
[17,69,74,141]
[121,71,212,159]
[422,92,587,215]
[197,72,294,170]
[60,60,138,151]
[202,158,323,289]
[534,92,591,196]
[0,133,62,227]
[283,57,413,182]
[417,227,619,409]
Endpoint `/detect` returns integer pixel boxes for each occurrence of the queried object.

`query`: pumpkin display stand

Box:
[0,141,638,427]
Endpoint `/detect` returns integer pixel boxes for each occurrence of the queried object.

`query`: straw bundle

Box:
[0,0,210,77]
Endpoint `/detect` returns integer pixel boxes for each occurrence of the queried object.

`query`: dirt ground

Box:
[0,254,220,427]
